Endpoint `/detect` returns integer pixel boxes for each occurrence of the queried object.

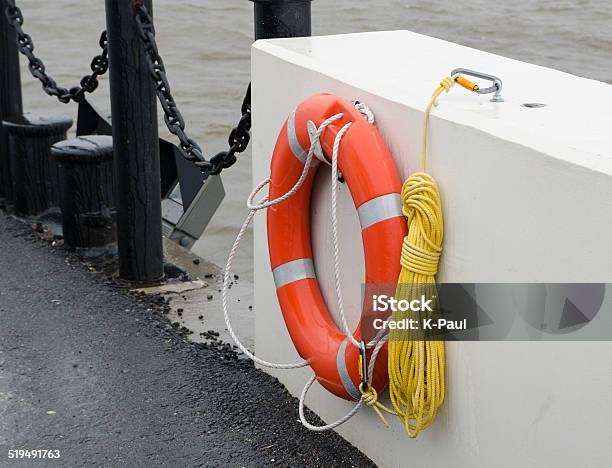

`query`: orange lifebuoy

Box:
[267,94,407,400]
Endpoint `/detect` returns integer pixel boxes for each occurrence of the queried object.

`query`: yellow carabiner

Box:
[454,75,479,92]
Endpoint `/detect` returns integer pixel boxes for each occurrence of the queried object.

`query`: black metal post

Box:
[105,0,163,282]
[251,0,312,40]
[0,0,23,202]
[52,135,116,256]
[2,113,72,217]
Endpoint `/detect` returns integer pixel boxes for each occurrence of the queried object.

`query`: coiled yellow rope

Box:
[388,77,454,438]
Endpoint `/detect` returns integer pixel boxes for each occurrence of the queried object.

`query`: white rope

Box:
[329,118,385,351]
[246,114,344,211]
[299,376,363,431]
[222,113,343,369]
[222,101,389,430]
[221,203,305,368]
[297,121,390,431]
[353,100,375,124]
[330,122,361,349]
[298,337,388,431]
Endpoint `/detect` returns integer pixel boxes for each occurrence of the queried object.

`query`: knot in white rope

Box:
[353,100,375,124]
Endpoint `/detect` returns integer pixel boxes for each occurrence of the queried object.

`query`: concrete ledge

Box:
[252,31,612,467]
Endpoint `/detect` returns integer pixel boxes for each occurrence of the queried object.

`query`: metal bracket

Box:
[76,98,112,136]
[162,174,225,250]
[160,142,226,250]
[76,98,225,251]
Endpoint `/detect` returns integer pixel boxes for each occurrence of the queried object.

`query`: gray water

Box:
[16,1,612,277]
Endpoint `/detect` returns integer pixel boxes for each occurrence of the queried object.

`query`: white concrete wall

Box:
[251,31,612,467]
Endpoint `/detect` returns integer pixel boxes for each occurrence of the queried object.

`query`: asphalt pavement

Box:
[0,213,374,468]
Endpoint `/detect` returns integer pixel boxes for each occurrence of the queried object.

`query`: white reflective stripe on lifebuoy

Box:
[287,110,308,163]
[336,338,361,400]
[357,193,403,230]
[272,258,315,289]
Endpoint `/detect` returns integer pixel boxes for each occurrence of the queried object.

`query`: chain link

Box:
[4,0,108,104]
[135,5,251,178]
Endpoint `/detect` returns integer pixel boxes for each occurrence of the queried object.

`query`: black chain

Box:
[135,4,251,177]
[209,83,251,175]
[5,0,108,104]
